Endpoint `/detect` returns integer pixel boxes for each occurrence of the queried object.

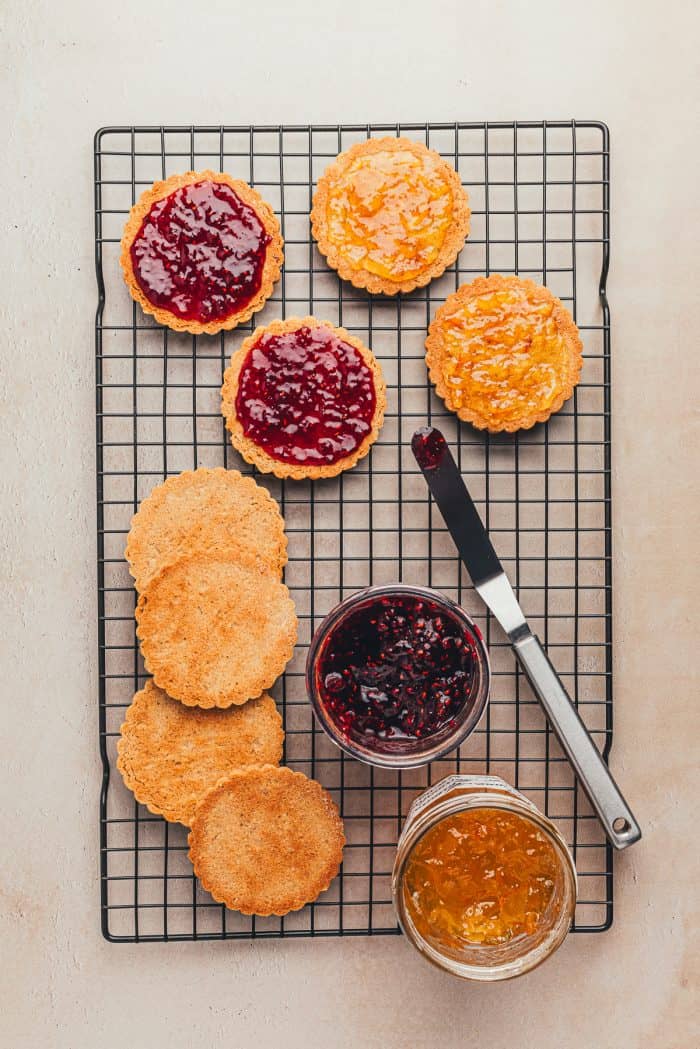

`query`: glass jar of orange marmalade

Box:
[392,775,577,981]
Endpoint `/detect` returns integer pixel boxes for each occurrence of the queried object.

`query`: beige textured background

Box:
[2,1,698,1047]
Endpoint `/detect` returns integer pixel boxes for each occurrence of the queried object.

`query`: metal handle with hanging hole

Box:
[513,633,641,850]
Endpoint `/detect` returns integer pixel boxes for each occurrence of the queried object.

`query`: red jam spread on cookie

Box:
[234,325,377,466]
[129,180,270,323]
[316,593,477,743]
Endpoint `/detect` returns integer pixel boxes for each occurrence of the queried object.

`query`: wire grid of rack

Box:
[95,120,613,942]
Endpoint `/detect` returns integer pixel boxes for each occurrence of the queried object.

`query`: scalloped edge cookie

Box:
[120,170,283,335]
[221,316,387,480]
[135,552,298,708]
[117,682,284,825]
[310,137,470,296]
[425,274,584,432]
[188,766,345,915]
[124,467,287,592]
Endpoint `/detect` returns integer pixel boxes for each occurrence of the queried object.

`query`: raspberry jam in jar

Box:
[306,585,490,768]
[392,776,577,980]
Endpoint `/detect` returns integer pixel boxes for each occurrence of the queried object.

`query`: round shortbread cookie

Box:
[125,467,287,592]
[120,170,283,336]
[425,274,583,432]
[311,137,470,296]
[221,317,386,481]
[135,553,298,708]
[188,766,345,915]
[117,681,284,825]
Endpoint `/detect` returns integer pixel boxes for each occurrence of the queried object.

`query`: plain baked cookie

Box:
[135,553,298,708]
[120,170,283,335]
[188,766,345,915]
[125,467,287,591]
[311,137,470,295]
[425,274,583,432]
[117,682,284,825]
[221,316,386,480]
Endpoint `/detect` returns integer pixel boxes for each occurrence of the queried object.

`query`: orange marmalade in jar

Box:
[392,776,577,980]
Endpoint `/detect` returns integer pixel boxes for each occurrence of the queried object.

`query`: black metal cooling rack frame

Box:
[95,120,613,942]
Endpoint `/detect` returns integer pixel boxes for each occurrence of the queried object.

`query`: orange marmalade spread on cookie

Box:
[403,808,560,948]
[438,284,573,425]
[325,149,455,281]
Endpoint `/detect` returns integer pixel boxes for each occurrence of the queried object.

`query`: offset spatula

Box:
[412,426,641,851]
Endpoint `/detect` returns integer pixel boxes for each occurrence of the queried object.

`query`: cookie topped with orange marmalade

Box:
[425,275,583,432]
[311,137,470,295]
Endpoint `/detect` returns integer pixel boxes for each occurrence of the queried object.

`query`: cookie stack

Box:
[127,466,295,707]
[118,467,344,916]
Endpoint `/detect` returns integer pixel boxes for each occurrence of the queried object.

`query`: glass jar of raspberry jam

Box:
[306,585,490,769]
[392,775,577,981]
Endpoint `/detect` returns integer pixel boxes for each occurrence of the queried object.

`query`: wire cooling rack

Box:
[95,120,613,942]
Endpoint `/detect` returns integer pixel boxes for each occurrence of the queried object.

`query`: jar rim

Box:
[305,584,491,770]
